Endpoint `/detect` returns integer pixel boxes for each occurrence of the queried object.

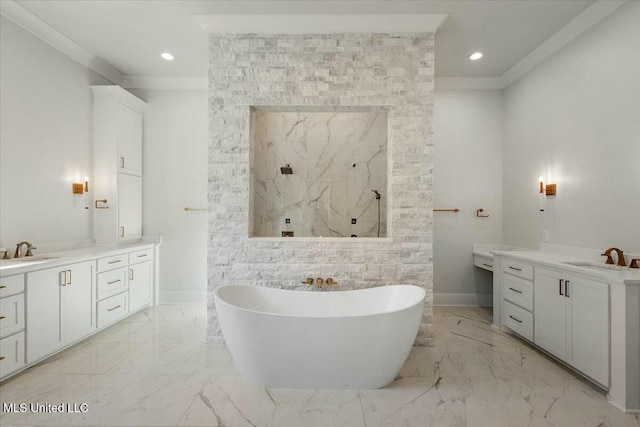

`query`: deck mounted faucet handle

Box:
[301,277,314,285]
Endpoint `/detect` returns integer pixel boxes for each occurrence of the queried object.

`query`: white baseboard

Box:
[434,293,493,307]
[159,291,206,304]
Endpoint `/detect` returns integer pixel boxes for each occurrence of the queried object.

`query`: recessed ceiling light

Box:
[469,52,483,61]
[161,52,174,61]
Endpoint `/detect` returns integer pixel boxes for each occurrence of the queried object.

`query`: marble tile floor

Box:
[1,305,638,427]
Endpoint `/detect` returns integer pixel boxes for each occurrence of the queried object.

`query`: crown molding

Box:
[500,0,627,87]
[196,14,447,34]
[0,0,124,85]
[2,0,626,91]
[435,77,503,90]
[122,77,208,91]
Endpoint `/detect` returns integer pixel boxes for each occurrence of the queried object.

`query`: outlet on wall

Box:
[542,230,549,242]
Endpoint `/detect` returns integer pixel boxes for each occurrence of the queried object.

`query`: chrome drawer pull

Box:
[107,305,122,312]
[108,260,122,264]
[107,279,121,285]
[559,279,564,296]
[509,315,523,323]
[508,287,523,294]
[483,263,492,267]
[565,280,570,298]
[508,266,522,272]
[0,285,6,289]
[0,356,5,361]
[137,254,148,258]
[0,316,5,320]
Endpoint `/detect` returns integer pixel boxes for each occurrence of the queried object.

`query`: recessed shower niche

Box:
[249,107,388,238]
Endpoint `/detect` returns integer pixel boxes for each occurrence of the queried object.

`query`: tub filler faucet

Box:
[301,277,338,289]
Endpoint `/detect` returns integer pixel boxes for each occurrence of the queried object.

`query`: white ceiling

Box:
[3,0,611,83]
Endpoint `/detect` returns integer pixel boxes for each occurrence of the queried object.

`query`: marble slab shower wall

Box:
[208,33,435,345]
[252,110,388,238]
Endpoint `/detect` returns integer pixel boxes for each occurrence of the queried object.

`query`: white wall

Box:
[503,0,640,253]
[131,90,208,304]
[433,90,504,306]
[0,16,110,249]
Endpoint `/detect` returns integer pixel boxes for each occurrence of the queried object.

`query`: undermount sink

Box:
[12,255,60,262]
[562,261,628,272]
[0,255,61,269]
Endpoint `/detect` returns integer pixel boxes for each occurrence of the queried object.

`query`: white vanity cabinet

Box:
[534,267,609,386]
[92,85,146,246]
[26,260,95,363]
[0,274,25,379]
[0,242,158,381]
[500,258,535,342]
[117,102,143,175]
[95,246,154,327]
[128,248,152,312]
[96,253,129,328]
[118,173,142,241]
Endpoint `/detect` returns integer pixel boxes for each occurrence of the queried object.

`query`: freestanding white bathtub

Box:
[214,284,425,389]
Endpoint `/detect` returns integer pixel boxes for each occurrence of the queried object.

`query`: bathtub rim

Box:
[214,284,426,320]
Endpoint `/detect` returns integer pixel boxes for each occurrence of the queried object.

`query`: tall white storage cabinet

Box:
[92,86,147,246]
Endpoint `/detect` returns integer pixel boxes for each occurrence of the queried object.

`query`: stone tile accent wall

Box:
[208,33,435,345]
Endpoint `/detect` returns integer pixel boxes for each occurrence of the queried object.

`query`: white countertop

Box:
[0,239,159,277]
[493,250,640,286]
[472,244,532,259]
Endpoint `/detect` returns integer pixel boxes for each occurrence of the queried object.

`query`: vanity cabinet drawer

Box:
[129,248,152,264]
[503,259,533,281]
[474,256,493,271]
[0,294,25,339]
[502,275,533,311]
[97,254,128,272]
[97,268,128,301]
[0,275,24,298]
[97,292,128,328]
[0,331,25,379]
[502,300,533,342]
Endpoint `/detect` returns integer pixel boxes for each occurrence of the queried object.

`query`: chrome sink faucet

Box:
[14,241,36,258]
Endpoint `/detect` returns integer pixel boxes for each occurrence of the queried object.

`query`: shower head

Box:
[372,190,381,200]
[280,164,293,175]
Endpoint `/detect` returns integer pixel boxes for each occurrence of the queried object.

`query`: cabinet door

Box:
[26,267,63,363]
[118,174,142,240]
[567,275,609,386]
[118,104,142,175]
[63,261,95,344]
[534,268,567,360]
[0,332,25,379]
[129,261,151,312]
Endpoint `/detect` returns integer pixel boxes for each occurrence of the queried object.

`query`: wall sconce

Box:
[539,176,557,212]
[538,177,557,196]
[72,176,89,194]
